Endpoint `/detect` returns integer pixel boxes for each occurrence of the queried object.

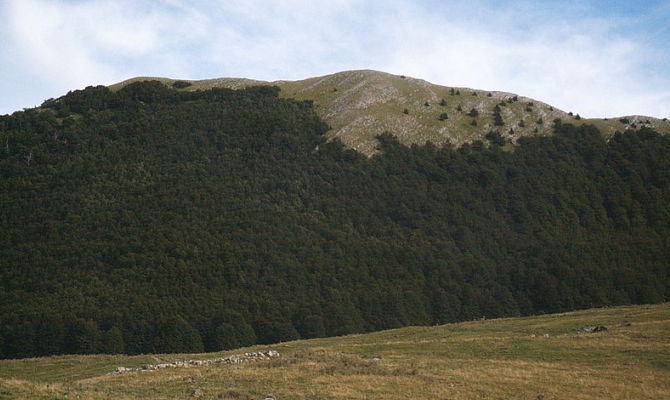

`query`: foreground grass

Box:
[1,303,668,399]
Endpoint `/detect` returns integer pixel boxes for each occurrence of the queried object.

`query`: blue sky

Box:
[1,0,669,118]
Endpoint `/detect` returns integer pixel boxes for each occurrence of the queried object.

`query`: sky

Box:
[1,0,669,118]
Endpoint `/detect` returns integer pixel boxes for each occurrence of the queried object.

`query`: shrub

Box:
[171,80,192,89]
[493,105,504,126]
[438,112,449,121]
[485,131,505,146]
[467,108,479,117]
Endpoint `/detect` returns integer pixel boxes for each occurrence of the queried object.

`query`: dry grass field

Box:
[1,303,668,399]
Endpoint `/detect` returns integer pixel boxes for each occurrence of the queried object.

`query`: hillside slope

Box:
[113,70,670,155]
[1,82,669,360]
[1,303,668,400]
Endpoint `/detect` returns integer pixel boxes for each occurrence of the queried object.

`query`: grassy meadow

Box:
[1,303,668,399]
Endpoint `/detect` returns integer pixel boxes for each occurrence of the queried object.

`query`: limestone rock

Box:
[582,325,607,333]
[109,350,281,375]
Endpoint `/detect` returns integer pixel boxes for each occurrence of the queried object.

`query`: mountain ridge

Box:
[112,69,670,155]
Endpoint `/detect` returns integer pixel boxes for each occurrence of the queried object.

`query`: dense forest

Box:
[0,82,668,359]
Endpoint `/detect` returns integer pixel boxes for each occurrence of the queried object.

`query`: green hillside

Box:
[1,81,668,361]
[1,303,668,399]
[113,70,670,155]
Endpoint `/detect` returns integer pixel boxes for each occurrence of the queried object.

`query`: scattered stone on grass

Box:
[109,350,280,375]
[582,325,607,333]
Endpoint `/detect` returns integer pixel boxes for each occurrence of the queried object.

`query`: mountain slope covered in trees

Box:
[0,81,669,359]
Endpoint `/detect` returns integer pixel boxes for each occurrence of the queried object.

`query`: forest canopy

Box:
[0,82,668,359]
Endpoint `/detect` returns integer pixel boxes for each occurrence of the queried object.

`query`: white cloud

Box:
[8,0,153,85]
[195,0,382,80]
[378,3,668,117]
[1,0,668,117]
[3,0,208,102]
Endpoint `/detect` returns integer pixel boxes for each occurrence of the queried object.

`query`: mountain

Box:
[1,303,668,399]
[0,78,669,360]
[112,70,670,155]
